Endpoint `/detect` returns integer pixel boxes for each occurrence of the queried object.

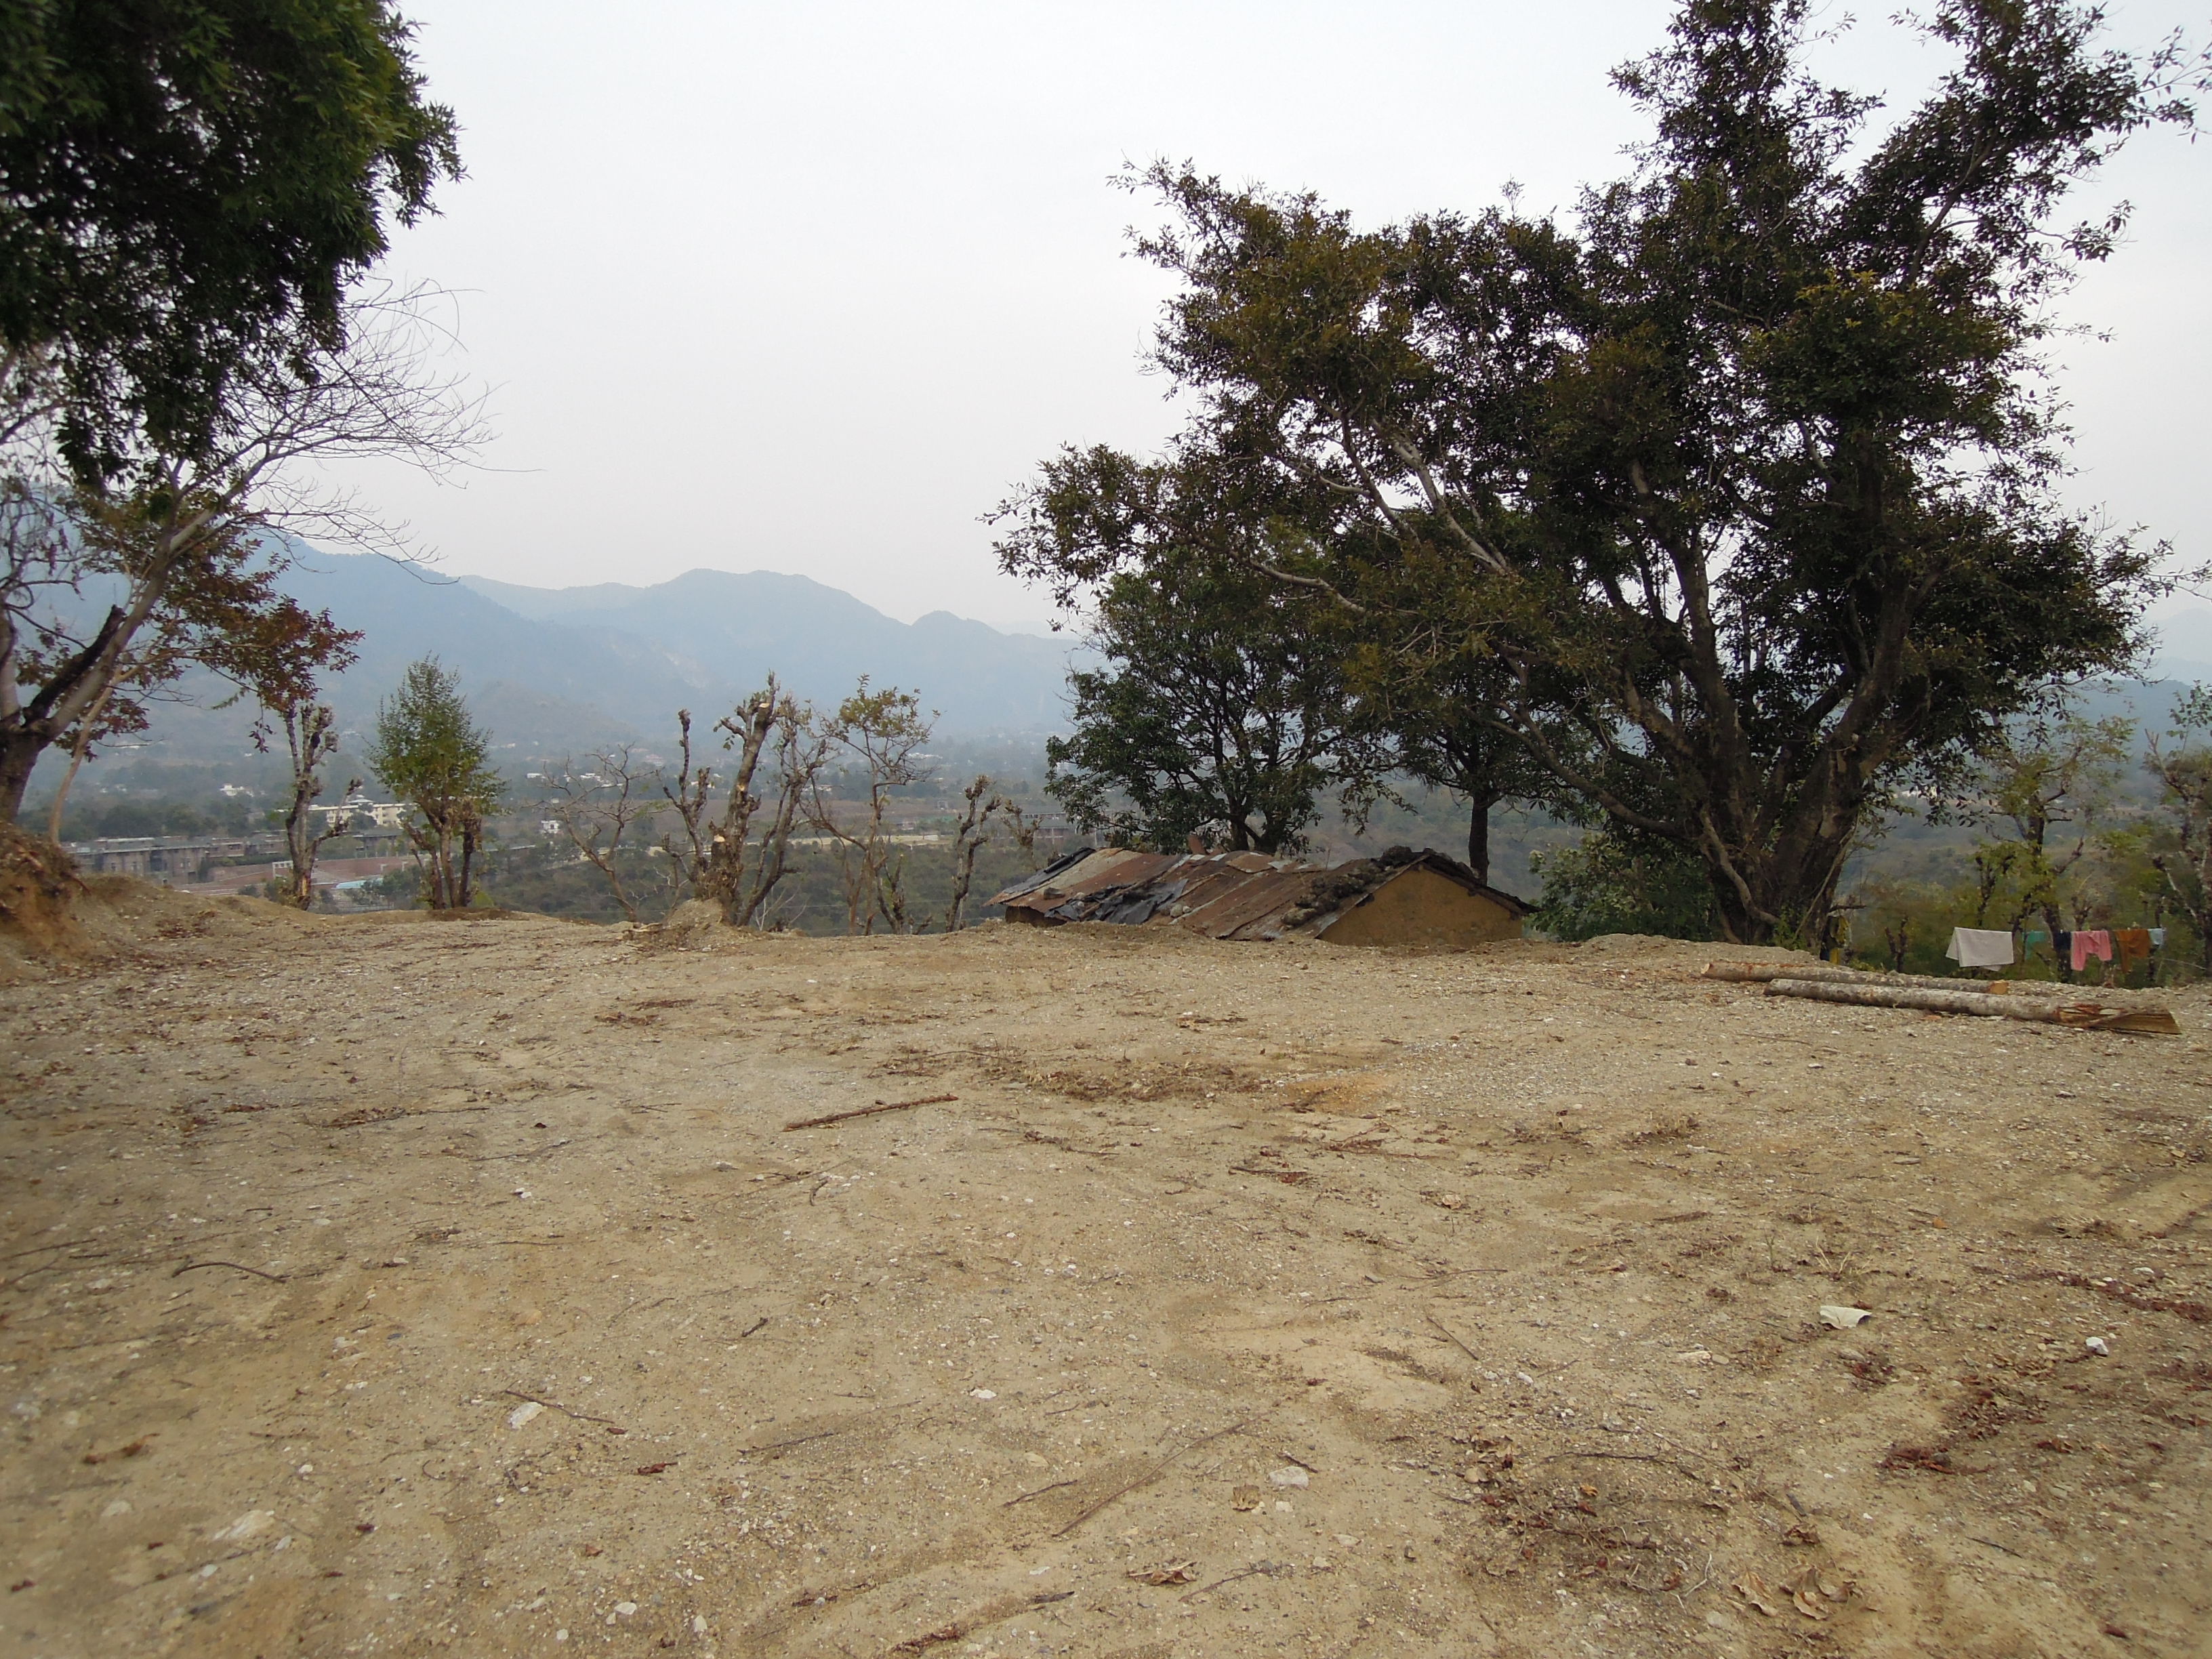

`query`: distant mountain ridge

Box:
[453,567,1079,733]
[283,555,1082,749]
[30,553,1083,782]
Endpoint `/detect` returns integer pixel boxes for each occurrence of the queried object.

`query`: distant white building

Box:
[309,796,408,830]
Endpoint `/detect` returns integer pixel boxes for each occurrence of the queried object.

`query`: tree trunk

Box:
[0,732,41,825]
[283,794,316,909]
[457,815,479,909]
[1703,827,1854,949]
[1466,791,1496,886]
[46,677,118,842]
[432,826,455,909]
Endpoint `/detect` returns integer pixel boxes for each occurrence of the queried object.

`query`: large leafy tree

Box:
[1002,0,2203,944]
[1046,556,1353,856]
[0,0,459,478]
[0,1,470,827]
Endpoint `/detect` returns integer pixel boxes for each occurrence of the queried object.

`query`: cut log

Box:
[1764,978,2178,1035]
[1705,961,2013,992]
[2055,1006,2184,1036]
[1703,960,1851,984]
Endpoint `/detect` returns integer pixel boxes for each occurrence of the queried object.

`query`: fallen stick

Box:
[1425,1309,1482,1366]
[735,1397,927,1458]
[786,1576,875,1609]
[1001,1478,1078,1508]
[1181,1559,1292,1603]
[886,1591,1075,1656]
[783,1094,956,1132]
[1764,978,2179,1034]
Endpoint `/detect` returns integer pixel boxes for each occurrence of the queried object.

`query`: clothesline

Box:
[1944,926,2165,972]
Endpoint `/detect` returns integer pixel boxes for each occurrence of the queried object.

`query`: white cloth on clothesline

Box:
[1945,926,2015,968]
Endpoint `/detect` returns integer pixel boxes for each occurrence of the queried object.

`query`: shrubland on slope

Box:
[2,884,2209,1658]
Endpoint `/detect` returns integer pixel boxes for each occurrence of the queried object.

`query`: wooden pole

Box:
[1706,961,2016,993]
[1764,978,2178,1034]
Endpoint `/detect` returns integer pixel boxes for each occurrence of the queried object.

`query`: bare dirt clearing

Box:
[3,888,2209,1659]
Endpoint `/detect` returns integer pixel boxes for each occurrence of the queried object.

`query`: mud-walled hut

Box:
[989,845,1528,949]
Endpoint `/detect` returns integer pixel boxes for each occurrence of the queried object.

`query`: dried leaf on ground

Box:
[1733,1572,1782,1617]
[1126,1561,1197,1586]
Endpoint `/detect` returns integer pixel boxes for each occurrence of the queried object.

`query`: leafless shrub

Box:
[548,744,670,923]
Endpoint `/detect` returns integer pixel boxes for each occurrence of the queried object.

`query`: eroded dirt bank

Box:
[3,891,2209,1659]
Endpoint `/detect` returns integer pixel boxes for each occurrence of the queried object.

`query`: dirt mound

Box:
[0,821,90,965]
[647,896,746,950]
[0,828,323,981]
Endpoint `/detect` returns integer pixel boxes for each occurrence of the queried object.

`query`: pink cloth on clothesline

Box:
[2071,929,2112,972]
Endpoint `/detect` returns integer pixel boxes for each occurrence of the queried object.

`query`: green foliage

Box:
[49,792,253,840]
[364,655,500,907]
[1000,0,2201,944]
[1528,827,1717,942]
[2147,682,2212,975]
[1339,633,1559,885]
[1045,561,1347,855]
[1961,702,2133,939]
[0,0,461,478]
[1846,877,1958,975]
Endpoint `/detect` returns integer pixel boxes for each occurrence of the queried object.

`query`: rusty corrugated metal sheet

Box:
[989,844,1528,941]
[992,846,1187,924]
[991,847,1325,936]
[1176,868,1323,939]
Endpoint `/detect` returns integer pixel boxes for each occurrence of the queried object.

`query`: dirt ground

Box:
[3,882,2209,1659]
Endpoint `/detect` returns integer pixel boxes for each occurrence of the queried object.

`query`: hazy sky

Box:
[336,1,2211,630]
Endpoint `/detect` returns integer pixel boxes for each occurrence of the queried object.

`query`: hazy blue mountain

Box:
[456,567,1080,730]
[28,552,1082,794]
[286,552,714,733]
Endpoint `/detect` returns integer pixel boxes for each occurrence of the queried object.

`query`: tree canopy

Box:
[1045,556,1351,855]
[366,655,501,908]
[0,0,460,479]
[0,3,470,829]
[1000,0,2205,944]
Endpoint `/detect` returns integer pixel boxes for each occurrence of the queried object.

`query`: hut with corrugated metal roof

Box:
[989,844,1527,949]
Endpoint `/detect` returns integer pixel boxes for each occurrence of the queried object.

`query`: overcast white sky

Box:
[338,0,2211,631]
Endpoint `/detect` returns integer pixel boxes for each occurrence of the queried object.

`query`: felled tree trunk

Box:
[1765,977,2178,1034]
